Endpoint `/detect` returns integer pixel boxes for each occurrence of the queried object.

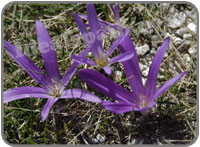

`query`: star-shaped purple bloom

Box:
[71,4,134,75]
[4,20,101,121]
[79,37,188,114]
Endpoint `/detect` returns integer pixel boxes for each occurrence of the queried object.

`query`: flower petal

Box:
[87,4,101,35]
[101,101,134,114]
[59,89,102,103]
[109,4,120,24]
[73,12,89,35]
[90,38,104,60]
[145,37,170,98]
[71,55,96,66]
[36,20,61,80]
[73,12,90,44]
[4,41,48,87]
[79,69,135,103]
[103,66,112,75]
[41,98,58,121]
[87,4,103,59]
[106,27,130,57]
[118,36,144,99]
[61,62,79,86]
[152,71,188,100]
[109,50,134,64]
[3,87,53,103]
[78,14,123,30]
[61,47,90,85]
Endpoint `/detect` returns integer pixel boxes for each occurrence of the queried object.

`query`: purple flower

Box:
[79,37,188,114]
[4,20,101,121]
[109,4,120,24]
[77,8,123,33]
[71,4,134,75]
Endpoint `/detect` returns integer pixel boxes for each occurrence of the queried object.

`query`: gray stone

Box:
[146,21,153,29]
[151,35,160,42]
[155,17,164,26]
[168,6,176,14]
[161,3,170,13]
[185,40,191,46]
[185,10,197,20]
[91,138,99,144]
[142,78,146,85]
[164,51,169,58]
[175,27,189,37]
[131,138,144,144]
[188,46,196,55]
[168,12,187,28]
[149,29,154,35]
[96,134,105,143]
[114,71,122,81]
[87,52,93,57]
[159,75,165,79]
[183,33,192,40]
[139,62,143,70]
[142,68,149,77]
[136,44,150,55]
[140,28,148,35]
[150,48,156,55]
[183,54,191,63]
[140,64,149,77]
[187,22,196,34]
[168,33,183,46]
[174,37,183,46]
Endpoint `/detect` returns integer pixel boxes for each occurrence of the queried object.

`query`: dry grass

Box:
[3,3,197,144]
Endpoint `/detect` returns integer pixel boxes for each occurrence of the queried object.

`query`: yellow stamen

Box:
[109,14,116,23]
[49,79,64,98]
[139,94,148,108]
[96,54,108,68]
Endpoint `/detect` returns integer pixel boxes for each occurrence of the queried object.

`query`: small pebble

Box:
[96,134,105,143]
[168,6,176,14]
[140,28,148,35]
[142,67,149,77]
[183,54,191,63]
[91,138,99,144]
[188,46,196,55]
[136,44,150,55]
[151,35,160,42]
[175,27,188,37]
[155,17,164,26]
[185,10,197,20]
[168,12,187,28]
[114,71,122,81]
[142,78,146,85]
[87,52,93,57]
[183,33,192,40]
[174,37,183,46]
[187,22,196,34]
[162,3,170,12]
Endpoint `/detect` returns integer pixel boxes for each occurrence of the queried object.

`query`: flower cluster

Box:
[71,5,133,74]
[4,20,101,122]
[4,4,188,121]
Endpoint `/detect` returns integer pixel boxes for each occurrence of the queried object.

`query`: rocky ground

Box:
[3,3,197,145]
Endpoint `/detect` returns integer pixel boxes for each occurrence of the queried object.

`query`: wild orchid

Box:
[3,20,101,121]
[71,4,134,75]
[79,37,188,114]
